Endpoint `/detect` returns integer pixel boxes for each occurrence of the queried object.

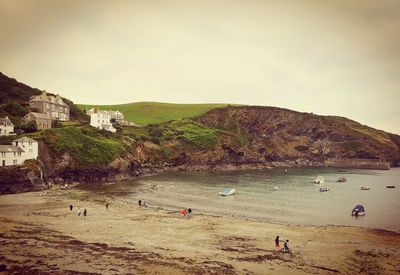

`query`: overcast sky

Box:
[1,0,399,133]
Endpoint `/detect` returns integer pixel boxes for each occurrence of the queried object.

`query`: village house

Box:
[86,108,125,122]
[0,116,14,136]
[89,109,117,133]
[0,137,38,167]
[24,112,52,130]
[29,91,70,121]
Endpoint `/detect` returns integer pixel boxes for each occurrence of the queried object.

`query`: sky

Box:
[1,0,399,133]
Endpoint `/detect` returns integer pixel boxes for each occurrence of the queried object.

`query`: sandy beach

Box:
[0,187,399,275]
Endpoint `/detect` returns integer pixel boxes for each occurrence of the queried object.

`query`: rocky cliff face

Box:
[199,106,400,164]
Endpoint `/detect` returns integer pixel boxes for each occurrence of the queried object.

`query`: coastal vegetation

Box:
[78,102,233,125]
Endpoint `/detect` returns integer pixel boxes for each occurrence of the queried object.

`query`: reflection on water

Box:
[78,167,400,231]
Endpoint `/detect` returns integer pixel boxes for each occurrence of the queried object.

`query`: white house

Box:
[90,110,117,133]
[0,137,38,167]
[87,108,125,122]
[0,116,15,136]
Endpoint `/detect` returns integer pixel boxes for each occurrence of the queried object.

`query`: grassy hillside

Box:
[78,102,234,125]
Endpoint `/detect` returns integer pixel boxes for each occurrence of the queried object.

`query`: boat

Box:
[271,186,279,191]
[361,186,370,190]
[338,169,347,173]
[313,176,325,184]
[386,185,396,189]
[219,188,236,196]
[351,205,366,216]
[337,177,347,183]
[319,187,329,192]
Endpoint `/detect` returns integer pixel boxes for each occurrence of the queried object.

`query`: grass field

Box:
[78,102,233,125]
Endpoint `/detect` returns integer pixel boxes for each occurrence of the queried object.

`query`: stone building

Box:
[24,112,52,130]
[29,91,70,121]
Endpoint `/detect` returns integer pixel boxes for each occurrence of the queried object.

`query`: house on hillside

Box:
[29,90,70,121]
[0,137,38,166]
[0,116,14,136]
[24,112,52,130]
[89,109,117,133]
[86,108,125,122]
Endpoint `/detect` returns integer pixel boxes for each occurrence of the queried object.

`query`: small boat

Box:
[361,186,370,191]
[313,176,325,184]
[219,188,236,196]
[319,187,329,192]
[351,205,366,216]
[337,177,347,183]
[386,185,396,189]
[338,169,347,173]
[271,186,279,191]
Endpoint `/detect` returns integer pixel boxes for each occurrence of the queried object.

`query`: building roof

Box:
[26,112,52,120]
[13,137,37,143]
[0,116,13,126]
[0,145,24,153]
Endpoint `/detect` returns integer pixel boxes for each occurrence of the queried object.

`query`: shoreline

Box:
[1,188,399,274]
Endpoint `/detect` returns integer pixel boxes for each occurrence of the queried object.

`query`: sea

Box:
[78,167,400,232]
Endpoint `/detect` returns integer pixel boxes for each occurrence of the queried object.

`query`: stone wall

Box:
[324,158,390,170]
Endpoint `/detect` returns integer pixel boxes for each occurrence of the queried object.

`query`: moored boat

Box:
[219,188,236,196]
[313,176,325,184]
[337,177,347,182]
[271,186,279,191]
[319,187,329,192]
[361,186,370,190]
[386,185,395,189]
[351,205,366,216]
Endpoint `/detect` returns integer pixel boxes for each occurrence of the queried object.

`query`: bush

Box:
[52,119,62,128]
[0,102,27,117]
[150,137,160,145]
[22,121,37,133]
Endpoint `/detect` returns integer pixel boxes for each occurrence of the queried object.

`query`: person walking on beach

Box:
[77,207,81,217]
[186,208,192,218]
[143,200,147,208]
[83,208,87,218]
[138,200,142,207]
[275,236,280,250]
[106,203,109,210]
[69,204,73,211]
[282,240,290,253]
[181,208,187,217]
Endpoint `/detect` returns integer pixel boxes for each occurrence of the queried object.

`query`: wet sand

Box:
[0,187,399,274]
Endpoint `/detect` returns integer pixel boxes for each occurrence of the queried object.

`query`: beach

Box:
[0,187,399,274]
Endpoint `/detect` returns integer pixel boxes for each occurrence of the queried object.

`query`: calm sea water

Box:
[79,167,400,232]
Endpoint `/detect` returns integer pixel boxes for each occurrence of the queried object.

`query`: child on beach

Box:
[77,208,81,217]
[70,204,73,211]
[282,240,290,253]
[181,208,187,217]
[106,203,109,210]
[275,236,280,249]
[83,208,87,218]
[138,200,142,207]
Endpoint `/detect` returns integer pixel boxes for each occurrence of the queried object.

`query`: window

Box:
[14,152,16,156]
[18,152,21,156]
[2,160,5,166]
[13,160,17,165]
[29,149,33,153]
[1,152,5,157]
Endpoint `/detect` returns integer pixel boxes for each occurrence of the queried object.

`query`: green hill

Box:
[78,102,234,125]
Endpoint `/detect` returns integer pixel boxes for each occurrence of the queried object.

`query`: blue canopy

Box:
[353,205,365,212]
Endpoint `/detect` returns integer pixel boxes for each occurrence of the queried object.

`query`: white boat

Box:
[313,176,325,184]
[219,188,236,196]
[337,177,347,183]
[319,187,329,192]
[271,186,279,191]
[361,186,370,191]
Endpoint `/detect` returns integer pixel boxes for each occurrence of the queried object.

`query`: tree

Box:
[22,121,37,133]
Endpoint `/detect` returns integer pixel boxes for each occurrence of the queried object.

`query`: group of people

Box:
[275,236,290,252]
[69,204,87,218]
[180,208,192,218]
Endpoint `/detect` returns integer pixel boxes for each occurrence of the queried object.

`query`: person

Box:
[138,200,142,207]
[83,208,87,218]
[106,203,109,210]
[181,208,187,217]
[275,236,280,249]
[143,200,147,208]
[283,240,290,252]
[69,204,73,211]
[186,208,192,218]
[77,208,81,217]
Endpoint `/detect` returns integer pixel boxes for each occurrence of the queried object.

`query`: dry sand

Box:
[0,187,399,275]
